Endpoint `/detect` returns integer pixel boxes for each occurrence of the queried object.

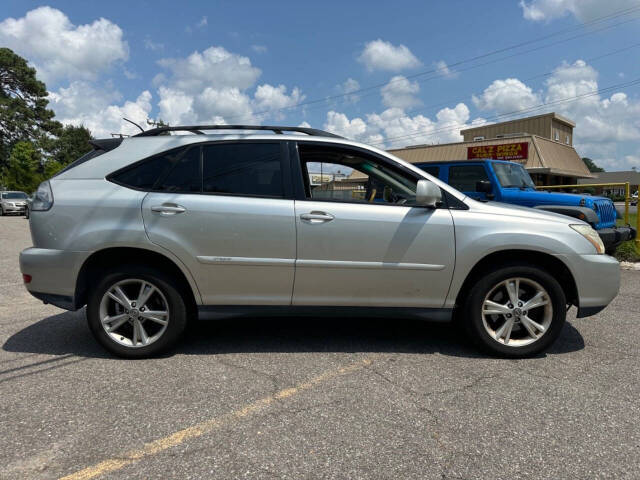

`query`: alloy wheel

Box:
[481,277,553,347]
[99,278,170,348]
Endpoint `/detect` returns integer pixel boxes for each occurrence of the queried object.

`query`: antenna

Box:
[123,117,144,133]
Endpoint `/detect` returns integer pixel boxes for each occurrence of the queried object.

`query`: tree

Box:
[1,141,42,192]
[582,157,605,173]
[48,125,93,166]
[0,48,61,169]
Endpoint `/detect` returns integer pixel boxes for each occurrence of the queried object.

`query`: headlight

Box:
[570,224,605,254]
[31,181,54,211]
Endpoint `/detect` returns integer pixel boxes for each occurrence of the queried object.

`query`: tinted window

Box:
[448,165,490,192]
[113,146,201,192]
[203,143,283,197]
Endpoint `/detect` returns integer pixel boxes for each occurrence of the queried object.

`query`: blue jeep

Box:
[414,159,635,254]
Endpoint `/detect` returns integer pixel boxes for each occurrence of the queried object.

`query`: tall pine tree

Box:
[0,48,61,170]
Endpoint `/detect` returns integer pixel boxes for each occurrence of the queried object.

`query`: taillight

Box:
[23,274,32,284]
[31,181,54,211]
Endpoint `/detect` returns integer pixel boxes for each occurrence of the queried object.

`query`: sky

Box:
[1,0,640,170]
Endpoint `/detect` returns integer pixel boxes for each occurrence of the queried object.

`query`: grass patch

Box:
[614,211,640,261]
[617,212,637,228]
[614,241,640,262]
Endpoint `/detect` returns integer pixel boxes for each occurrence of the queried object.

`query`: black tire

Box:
[24,208,29,219]
[461,264,566,358]
[87,265,188,358]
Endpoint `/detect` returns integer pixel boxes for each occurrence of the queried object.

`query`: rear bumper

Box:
[597,226,636,251]
[19,247,89,311]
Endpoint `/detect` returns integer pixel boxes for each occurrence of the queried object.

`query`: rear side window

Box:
[112,146,201,192]
[202,143,283,197]
[448,165,489,192]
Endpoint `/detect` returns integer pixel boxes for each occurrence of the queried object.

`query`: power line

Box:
[398,39,640,118]
[367,76,640,147]
[254,24,640,123]
[234,4,640,122]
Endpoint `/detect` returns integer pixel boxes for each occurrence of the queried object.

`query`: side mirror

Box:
[416,179,442,208]
[476,180,493,194]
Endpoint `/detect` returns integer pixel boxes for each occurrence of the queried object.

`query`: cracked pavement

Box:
[1,216,639,479]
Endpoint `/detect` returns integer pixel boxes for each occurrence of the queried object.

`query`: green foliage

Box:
[0,48,61,169]
[614,241,640,262]
[43,160,64,178]
[1,141,42,192]
[48,125,93,166]
[582,157,605,173]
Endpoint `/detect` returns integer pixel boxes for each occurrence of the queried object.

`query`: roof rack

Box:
[133,124,343,138]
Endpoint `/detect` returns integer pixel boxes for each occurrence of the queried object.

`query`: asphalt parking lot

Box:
[1,216,639,480]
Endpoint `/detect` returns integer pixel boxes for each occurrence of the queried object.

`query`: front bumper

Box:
[19,247,90,310]
[2,204,26,214]
[597,226,636,251]
[555,253,620,318]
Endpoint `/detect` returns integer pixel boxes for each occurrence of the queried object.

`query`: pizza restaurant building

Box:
[388,115,593,186]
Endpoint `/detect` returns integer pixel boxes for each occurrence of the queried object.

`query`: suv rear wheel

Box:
[462,264,566,358]
[87,266,188,358]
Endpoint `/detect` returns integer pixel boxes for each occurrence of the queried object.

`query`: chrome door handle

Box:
[151,204,186,215]
[300,211,334,222]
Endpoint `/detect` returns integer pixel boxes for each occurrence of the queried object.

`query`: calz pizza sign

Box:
[467,142,529,161]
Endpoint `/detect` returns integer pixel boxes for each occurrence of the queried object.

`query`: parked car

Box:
[413,159,635,254]
[631,191,638,206]
[0,191,29,216]
[20,125,620,358]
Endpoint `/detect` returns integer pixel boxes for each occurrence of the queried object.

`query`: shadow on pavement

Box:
[3,308,585,360]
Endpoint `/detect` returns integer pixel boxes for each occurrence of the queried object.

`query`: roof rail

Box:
[133,124,343,138]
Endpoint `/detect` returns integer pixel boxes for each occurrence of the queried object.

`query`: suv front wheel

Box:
[462,264,567,358]
[87,266,188,358]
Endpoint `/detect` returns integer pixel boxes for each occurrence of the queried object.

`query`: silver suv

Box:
[19,125,620,358]
[1,191,29,215]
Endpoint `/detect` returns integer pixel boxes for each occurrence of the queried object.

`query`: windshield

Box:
[493,163,536,189]
[2,192,28,199]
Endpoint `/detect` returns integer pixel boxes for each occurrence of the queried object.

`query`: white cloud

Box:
[336,78,361,104]
[49,82,152,137]
[472,78,541,114]
[472,59,640,169]
[434,60,458,79]
[197,16,208,28]
[196,87,254,123]
[380,76,421,109]
[544,60,640,152]
[324,111,385,146]
[154,46,304,125]
[158,46,261,94]
[520,0,640,22]
[0,6,128,83]
[251,44,268,54]
[358,39,421,72]
[144,37,164,52]
[253,84,304,119]
[324,103,472,149]
[157,87,194,125]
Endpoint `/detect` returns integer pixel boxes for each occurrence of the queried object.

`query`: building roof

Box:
[578,171,640,185]
[460,112,575,135]
[388,135,593,178]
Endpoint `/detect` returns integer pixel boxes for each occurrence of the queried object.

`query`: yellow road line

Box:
[59,357,373,480]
